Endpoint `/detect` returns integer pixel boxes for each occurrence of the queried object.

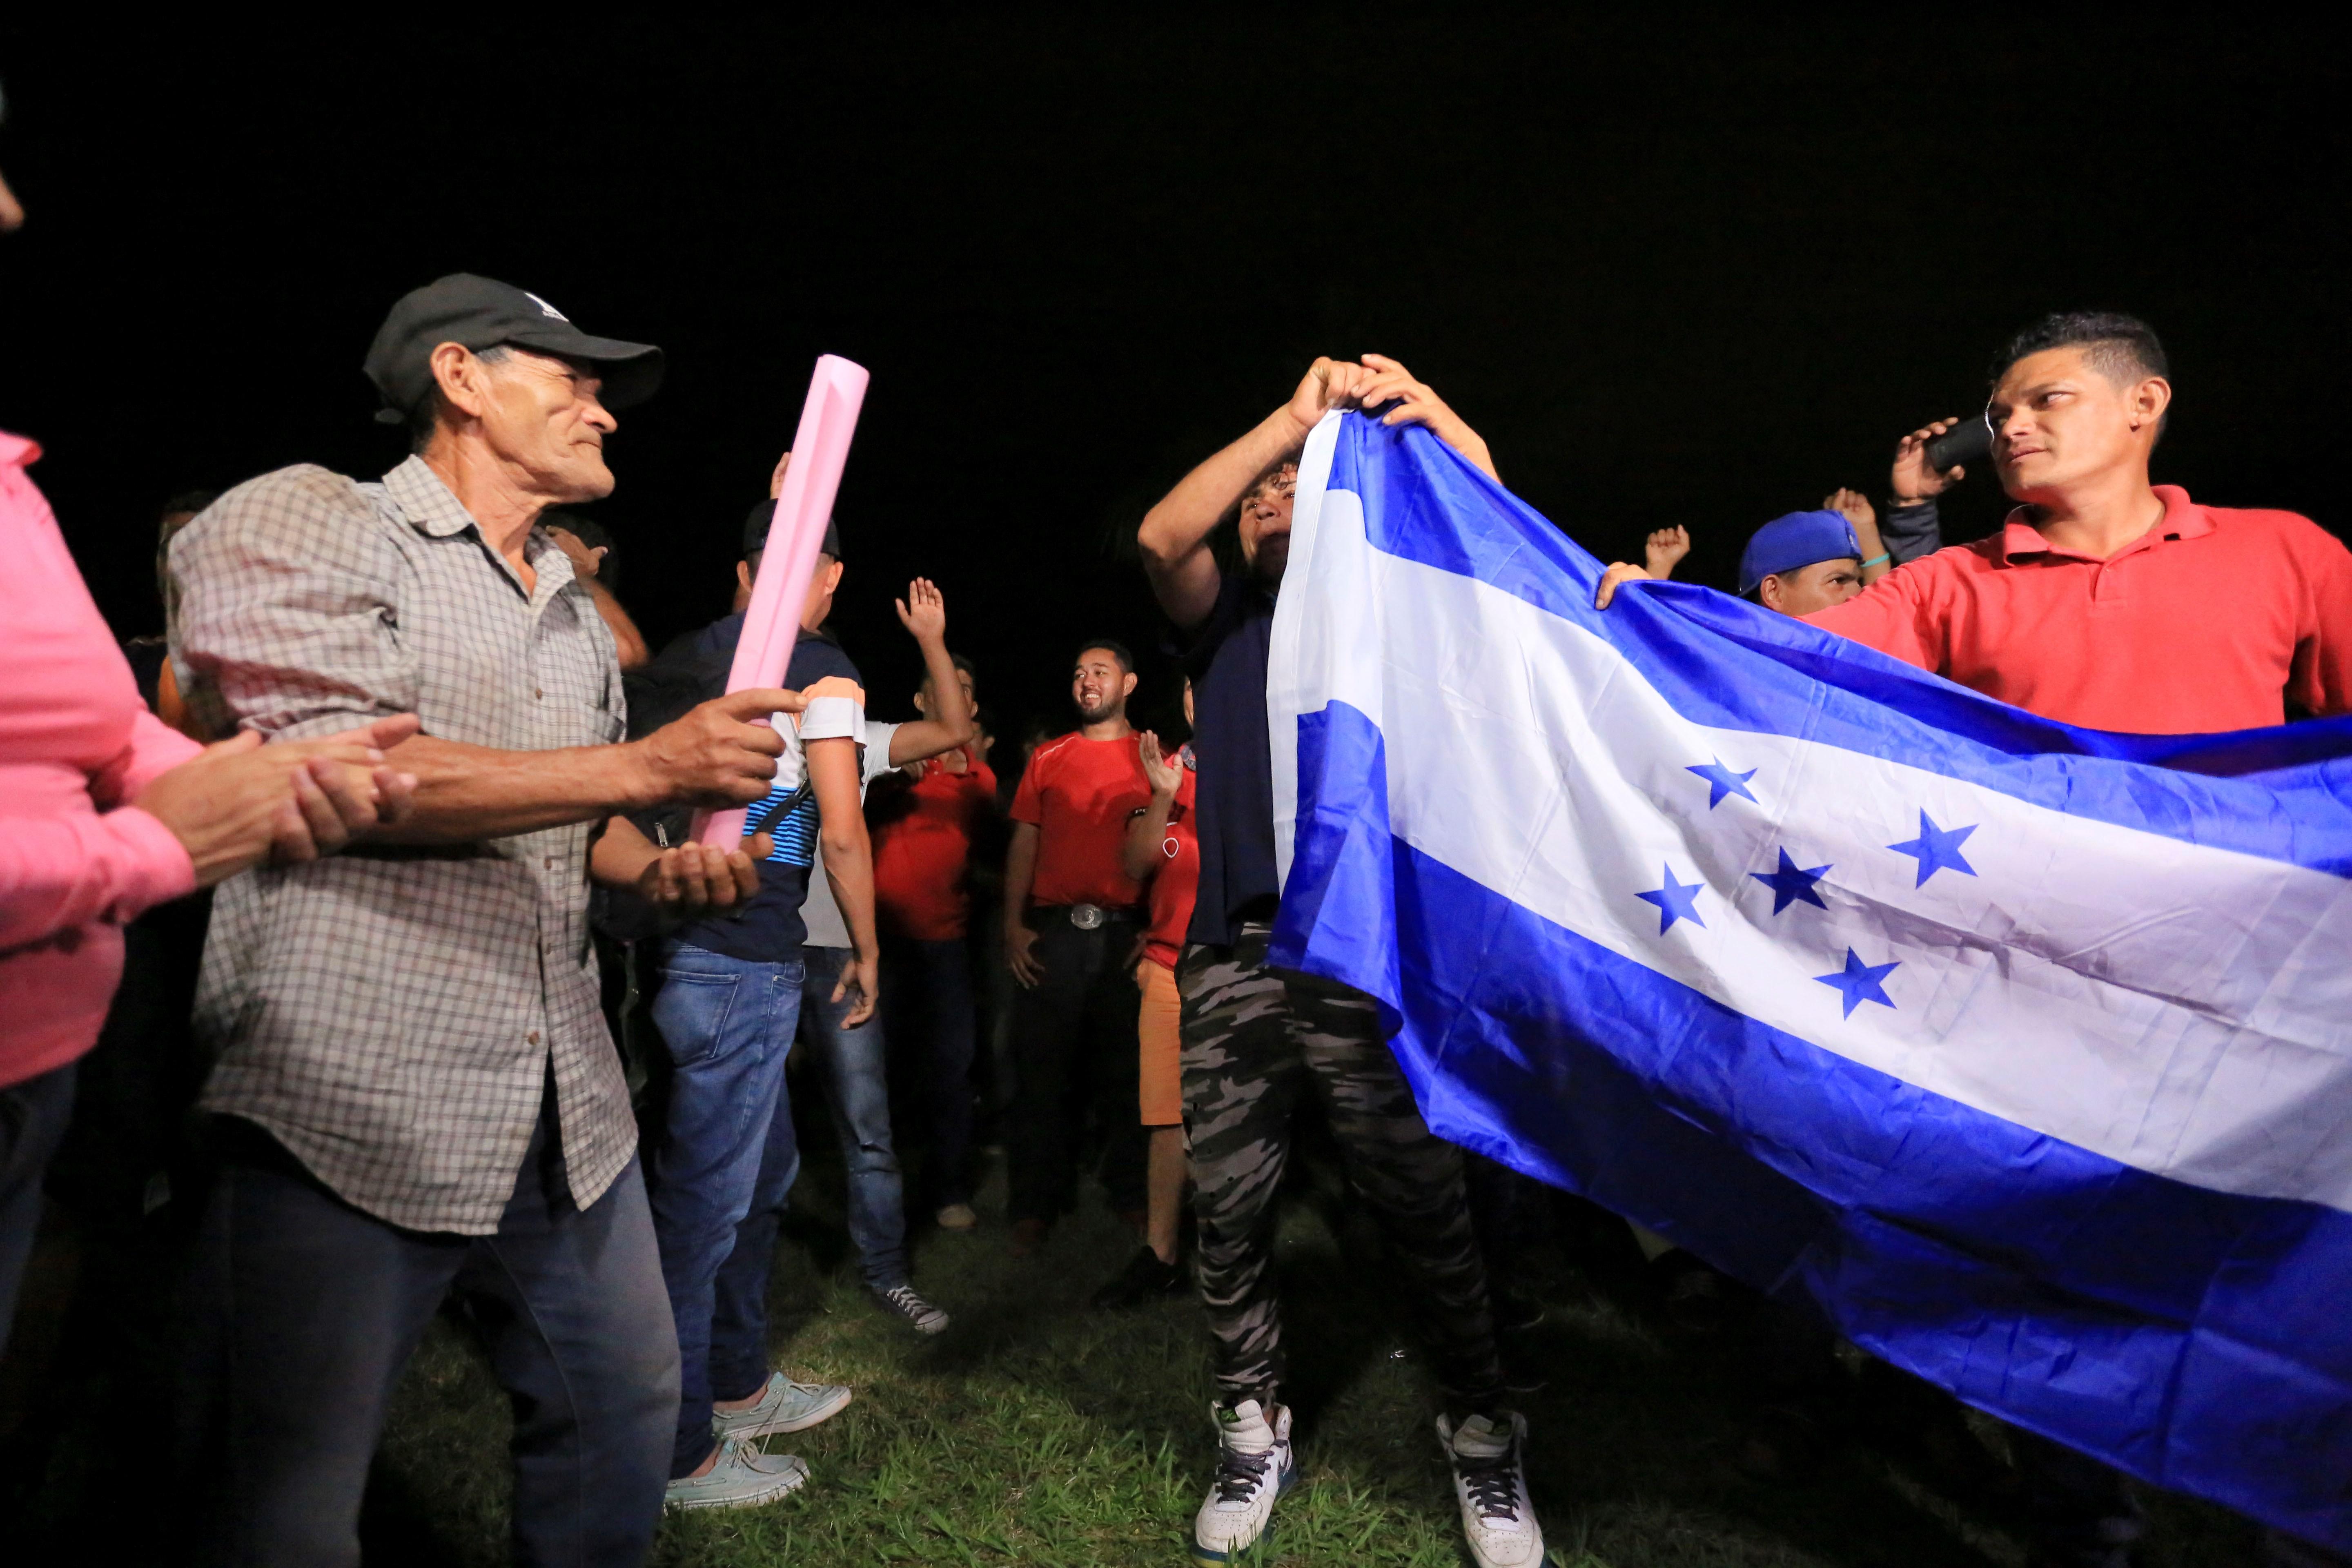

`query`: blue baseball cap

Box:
[1738,510,1862,595]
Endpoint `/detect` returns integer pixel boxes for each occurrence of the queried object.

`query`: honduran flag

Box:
[1266,410,2352,1548]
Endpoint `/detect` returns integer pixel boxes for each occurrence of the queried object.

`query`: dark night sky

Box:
[2,17,2345,746]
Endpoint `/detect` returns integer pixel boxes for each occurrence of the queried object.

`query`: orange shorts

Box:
[1137,958,1183,1127]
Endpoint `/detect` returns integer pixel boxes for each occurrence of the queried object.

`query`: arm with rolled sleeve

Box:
[170,465,421,746]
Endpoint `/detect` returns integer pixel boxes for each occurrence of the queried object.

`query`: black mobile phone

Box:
[1923,418,1993,474]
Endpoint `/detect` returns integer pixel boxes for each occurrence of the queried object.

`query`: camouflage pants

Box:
[1178,924,1501,1412]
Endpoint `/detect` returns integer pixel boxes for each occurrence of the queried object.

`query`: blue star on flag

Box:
[1635,864,1707,934]
[1815,948,1900,1018]
[1888,811,1978,887]
[1686,757,1760,809]
[1750,848,1831,915]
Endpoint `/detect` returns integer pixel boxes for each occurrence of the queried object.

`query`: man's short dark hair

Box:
[160,489,218,522]
[951,652,977,680]
[1074,639,1134,674]
[405,343,513,453]
[1993,312,2169,388]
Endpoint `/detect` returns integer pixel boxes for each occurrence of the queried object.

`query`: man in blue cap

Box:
[1738,508,1873,615]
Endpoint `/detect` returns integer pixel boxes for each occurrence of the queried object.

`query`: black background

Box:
[3,17,2345,745]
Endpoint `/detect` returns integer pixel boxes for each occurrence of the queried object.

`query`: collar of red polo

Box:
[0,430,42,468]
[1996,485,2212,565]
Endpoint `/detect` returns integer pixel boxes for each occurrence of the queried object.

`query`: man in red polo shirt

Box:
[1601,312,2352,1566]
[1602,312,2352,731]
[1002,641,1154,1253]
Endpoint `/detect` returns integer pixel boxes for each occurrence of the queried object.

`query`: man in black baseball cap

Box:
[363,272,665,428]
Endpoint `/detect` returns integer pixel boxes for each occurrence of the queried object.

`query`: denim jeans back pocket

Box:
[652,962,747,1069]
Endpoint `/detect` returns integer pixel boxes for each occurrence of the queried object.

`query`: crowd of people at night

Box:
[6,253,2352,1568]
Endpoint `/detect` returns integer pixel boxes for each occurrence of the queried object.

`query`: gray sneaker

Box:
[663,1435,809,1511]
[713,1371,853,1441]
[872,1281,951,1334]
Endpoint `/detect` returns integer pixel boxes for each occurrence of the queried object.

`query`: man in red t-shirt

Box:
[1001,641,1154,1252]
[1091,683,1200,1309]
[870,653,997,1230]
[1601,312,2352,1565]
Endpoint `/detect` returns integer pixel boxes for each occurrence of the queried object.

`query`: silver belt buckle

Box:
[1070,903,1106,931]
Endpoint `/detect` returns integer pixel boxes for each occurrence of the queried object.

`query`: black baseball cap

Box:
[363,273,665,425]
[743,499,843,561]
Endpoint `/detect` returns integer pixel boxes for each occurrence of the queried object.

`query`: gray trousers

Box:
[1178,925,1501,1414]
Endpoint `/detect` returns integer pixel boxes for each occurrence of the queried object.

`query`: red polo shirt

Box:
[1010,731,1151,910]
[1804,486,2352,733]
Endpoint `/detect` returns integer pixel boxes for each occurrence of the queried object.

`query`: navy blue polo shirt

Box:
[1176,570,1280,946]
[675,618,862,962]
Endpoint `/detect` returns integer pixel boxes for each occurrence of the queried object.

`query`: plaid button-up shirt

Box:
[172,456,633,1234]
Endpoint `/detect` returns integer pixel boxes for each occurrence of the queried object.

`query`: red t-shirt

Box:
[871,747,997,941]
[1140,766,1200,970]
[1804,487,2352,733]
[1011,731,1151,911]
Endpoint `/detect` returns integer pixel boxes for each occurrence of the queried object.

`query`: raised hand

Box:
[635,687,806,807]
[1283,357,1376,433]
[1891,418,1967,504]
[768,450,793,501]
[1138,730,1183,798]
[1824,487,1876,534]
[1644,526,1691,579]
[1351,354,1499,481]
[895,577,947,646]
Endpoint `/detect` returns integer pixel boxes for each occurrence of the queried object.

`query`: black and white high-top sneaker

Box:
[1192,1399,1296,1564]
[1439,1410,1545,1568]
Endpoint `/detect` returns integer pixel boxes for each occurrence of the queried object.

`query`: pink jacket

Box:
[0,432,200,1088]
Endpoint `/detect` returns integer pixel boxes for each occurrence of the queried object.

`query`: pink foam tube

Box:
[697,354,871,846]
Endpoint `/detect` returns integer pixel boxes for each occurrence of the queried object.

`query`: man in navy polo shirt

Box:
[1138,356,1546,1568]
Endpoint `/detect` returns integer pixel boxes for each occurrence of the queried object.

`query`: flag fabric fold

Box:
[1265,410,2352,1548]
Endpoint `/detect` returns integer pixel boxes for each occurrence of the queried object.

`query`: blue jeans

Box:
[175,1096,675,1567]
[882,936,978,1207]
[793,944,908,1290]
[647,941,804,1478]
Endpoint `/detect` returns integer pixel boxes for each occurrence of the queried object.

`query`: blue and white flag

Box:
[1267,410,2352,1548]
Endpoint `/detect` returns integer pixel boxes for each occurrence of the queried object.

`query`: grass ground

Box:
[356,1122,2261,1568]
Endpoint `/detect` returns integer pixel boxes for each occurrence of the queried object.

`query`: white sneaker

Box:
[1439,1411,1544,1568]
[1192,1399,1296,1564]
[663,1434,810,1511]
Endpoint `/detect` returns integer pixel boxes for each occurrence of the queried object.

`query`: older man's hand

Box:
[635,688,807,807]
[135,714,423,886]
